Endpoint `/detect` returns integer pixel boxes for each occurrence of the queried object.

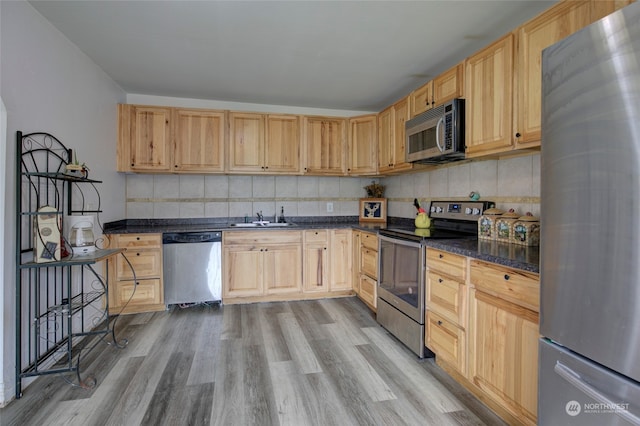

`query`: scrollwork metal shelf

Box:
[15,131,126,399]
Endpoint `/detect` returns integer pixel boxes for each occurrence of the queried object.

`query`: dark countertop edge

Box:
[424,239,539,274]
[103,216,538,273]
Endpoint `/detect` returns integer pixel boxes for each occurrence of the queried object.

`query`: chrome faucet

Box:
[256,211,264,222]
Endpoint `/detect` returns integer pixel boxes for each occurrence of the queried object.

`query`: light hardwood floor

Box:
[0,297,506,426]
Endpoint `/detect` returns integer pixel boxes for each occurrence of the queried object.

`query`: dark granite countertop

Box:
[103,217,538,273]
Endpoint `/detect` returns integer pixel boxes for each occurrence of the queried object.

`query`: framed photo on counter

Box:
[359,198,387,223]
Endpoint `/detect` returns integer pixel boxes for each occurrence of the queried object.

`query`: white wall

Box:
[0,1,126,404]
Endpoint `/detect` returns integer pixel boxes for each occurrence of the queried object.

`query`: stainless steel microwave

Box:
[405,98,465,164]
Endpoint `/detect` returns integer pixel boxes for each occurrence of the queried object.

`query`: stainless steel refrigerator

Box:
[539,3,640,425]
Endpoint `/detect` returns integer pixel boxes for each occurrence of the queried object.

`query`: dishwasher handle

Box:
[162,231,222,244]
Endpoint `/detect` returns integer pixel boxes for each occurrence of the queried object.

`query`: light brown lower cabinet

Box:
[223,230,302,300]
[353,230,378,311]
[425,248,468,375]
[426,310,466,374]
[224,229,353,304]
[467,260,540,426]
[107,233,165,314]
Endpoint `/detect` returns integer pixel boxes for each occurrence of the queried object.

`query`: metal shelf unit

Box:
[15,132,125,399]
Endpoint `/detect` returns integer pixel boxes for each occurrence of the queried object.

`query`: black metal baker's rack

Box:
[15,131,125,399]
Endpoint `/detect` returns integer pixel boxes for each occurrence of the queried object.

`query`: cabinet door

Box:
[303,116,347,175]
[111,279,163,309]
[426,311,466,375]
[469,289,539,425]
[427,271,466,326]
[465,34,515,158]
[348,115,378,175]
[265,114,301,173]
[515,1,591,147]
[358,274,377,310]
[410,80,433,118]
[228,112,265,172]
[391,97,412,172]
[223,246,263,298]
[329,229,353,291]
[174,109,225,172]
[264,244,302,294]
[377,106,394,172]
[303,243,328,292]
[129,105,172,171]
[433,62,465,106]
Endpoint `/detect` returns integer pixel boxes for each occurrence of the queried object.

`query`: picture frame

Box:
[359,198,387,223]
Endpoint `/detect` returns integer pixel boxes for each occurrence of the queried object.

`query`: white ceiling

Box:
[29,0,556,112]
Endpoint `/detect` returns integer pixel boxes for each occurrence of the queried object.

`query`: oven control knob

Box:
[430,206,436,213]
[436,206,443,213]
[465,207,472,214]
[473,208,481,215]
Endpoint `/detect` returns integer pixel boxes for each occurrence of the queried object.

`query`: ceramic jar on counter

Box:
[478,208,504,240]
[513,213,540,246]
[495,209,520,243]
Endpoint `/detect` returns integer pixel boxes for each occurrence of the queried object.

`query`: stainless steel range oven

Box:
[377,200,494,358]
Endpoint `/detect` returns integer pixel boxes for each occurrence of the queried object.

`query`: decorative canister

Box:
[478,208,504,240]
[513,213,540,246]
[495,209,520,243]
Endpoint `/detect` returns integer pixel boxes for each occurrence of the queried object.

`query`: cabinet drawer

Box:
[427,249,467,280]
[470,260,539,312]
[304,229,328,243]
[117,249,162,280]
[358,274,377,310]
[113,279,163,307]
[426,310,466,374]
[115,233,161,249]
[224,230,302,245]
[427,271,466,327]
[361,247,378,279]
[360,231,378,250]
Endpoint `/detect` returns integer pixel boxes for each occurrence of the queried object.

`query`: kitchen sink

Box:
[229,222,294,228]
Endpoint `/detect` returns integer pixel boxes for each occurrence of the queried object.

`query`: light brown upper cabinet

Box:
[410,80,433,118]
[302,116,348,175]
[173,109,226,172]
[118,104,225,173]
[409,62,464,119]
[514,1,592,148]
[466,0,634,158]
[348,114,378,175]
[265,114,301,173]
[118,104,172,172]
[378,96,415,174]
[465,34,515,158]
[228,112,301,174]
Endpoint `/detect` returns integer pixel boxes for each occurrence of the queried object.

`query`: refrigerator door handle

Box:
[555,361,640,425]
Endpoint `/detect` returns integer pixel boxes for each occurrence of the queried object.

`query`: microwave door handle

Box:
[435,117,445,152]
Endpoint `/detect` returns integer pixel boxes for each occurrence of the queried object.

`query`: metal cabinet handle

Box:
[439,254,444,258]
[504,274,510,280]
[438,278,443,283]
[437,320,443,325]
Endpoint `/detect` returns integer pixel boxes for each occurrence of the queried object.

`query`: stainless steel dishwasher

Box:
[162,231,222,306]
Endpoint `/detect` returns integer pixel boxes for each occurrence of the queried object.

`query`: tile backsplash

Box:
[125,154,540,220]
[126,175,372,220]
